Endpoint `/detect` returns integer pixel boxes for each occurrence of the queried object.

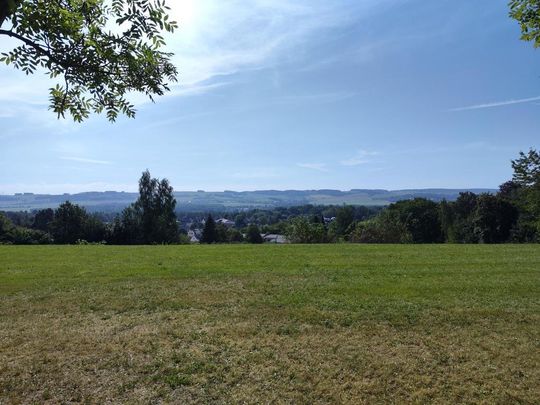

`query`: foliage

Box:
[2,150,538,245]
[506,150,540,239]
[135,170,178,243]
[31,208,54,232]
[443,192,479,243]
[512,148,540,186]
[112,170,179,244]
[350,210,412,243]
[472,194,519,243]
[227,228,244,243]
[200,214,217,244]
[285,217,327,243]
[0,0,177,121]
[1,212,52,244]
[387,198,443,243]
[246,224,263,244]
[50,201,106,244]
[334,205,355,237]
[510,0,540,47]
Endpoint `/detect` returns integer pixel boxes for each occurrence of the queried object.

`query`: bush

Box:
[285,217,327,243]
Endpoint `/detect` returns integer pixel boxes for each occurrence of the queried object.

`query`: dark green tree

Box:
[200,214,217,244]
[0,212,14,243]
[387,198,443,243]
[509,149,540,240]
[111,170,178,244]
[135,170,178,243]
[0,212,52,244]
[215,223,229,243]
[31,208,54,232]
[50,201,90,243]
[246,224,263,244]
[448,192,478,243]
[227,228,244,243]
[334,205,355,237]
[512,149,540,186]
[112,205,143,244]
[473,194,518,243]
[0,0,177,121]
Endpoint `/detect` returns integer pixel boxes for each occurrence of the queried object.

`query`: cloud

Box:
[297,162,328,172]
[164,0,368,90]
[60,157,112,165]
[0,0,394,118]
[449,96,540,111]
[340,149,378,166]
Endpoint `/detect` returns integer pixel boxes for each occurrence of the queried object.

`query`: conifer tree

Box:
[201,214,218,244]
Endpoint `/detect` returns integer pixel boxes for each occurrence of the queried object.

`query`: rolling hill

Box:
[0,188,496,212]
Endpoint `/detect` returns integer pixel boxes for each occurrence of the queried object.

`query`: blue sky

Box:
[0,0,538,194]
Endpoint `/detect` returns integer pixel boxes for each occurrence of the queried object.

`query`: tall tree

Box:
[510,148,540,239]
[200,214,217,244]
[50,201,90,243]
[449,192,479,243]
[32,208,54,232]
[334,205,355,237]
[0,212,14,243]
[132,170,178,244]
[473,194,518,243]
[0,0,177,121]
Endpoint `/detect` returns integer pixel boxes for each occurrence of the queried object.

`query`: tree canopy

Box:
[0,0,177,122]
[200,214,217,244]
[510,0,540,47]
[113,170,179,244]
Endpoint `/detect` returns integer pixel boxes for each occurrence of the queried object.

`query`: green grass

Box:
[0,244,539,403]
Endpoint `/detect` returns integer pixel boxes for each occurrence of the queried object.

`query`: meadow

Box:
[0,244,539,404]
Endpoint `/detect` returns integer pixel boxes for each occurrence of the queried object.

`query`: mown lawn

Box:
[0,244,539,404]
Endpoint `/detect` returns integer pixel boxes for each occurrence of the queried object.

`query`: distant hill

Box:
[0,188,497,212]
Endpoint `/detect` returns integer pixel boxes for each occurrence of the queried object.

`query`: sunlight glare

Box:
[171,0,197,29]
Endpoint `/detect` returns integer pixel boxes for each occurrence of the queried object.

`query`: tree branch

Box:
[0,28,64,66]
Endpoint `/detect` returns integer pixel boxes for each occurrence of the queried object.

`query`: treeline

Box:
[0,171,182,245]
[287,149,539,244]
[291,193,518,244]
[1,149,539,245]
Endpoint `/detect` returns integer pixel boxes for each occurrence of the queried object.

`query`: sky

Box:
[0,0,539,194]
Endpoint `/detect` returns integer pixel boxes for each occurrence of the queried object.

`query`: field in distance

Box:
[1,245,539,403]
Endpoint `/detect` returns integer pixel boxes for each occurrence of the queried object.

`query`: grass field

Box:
[0,245,539,404]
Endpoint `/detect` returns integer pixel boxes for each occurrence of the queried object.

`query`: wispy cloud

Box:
[60,157,112,165]
[0,1,392,115]
[340,149,378,166]
[297,162,328,172]
[449,96,540,111]
[165,1,369,91]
